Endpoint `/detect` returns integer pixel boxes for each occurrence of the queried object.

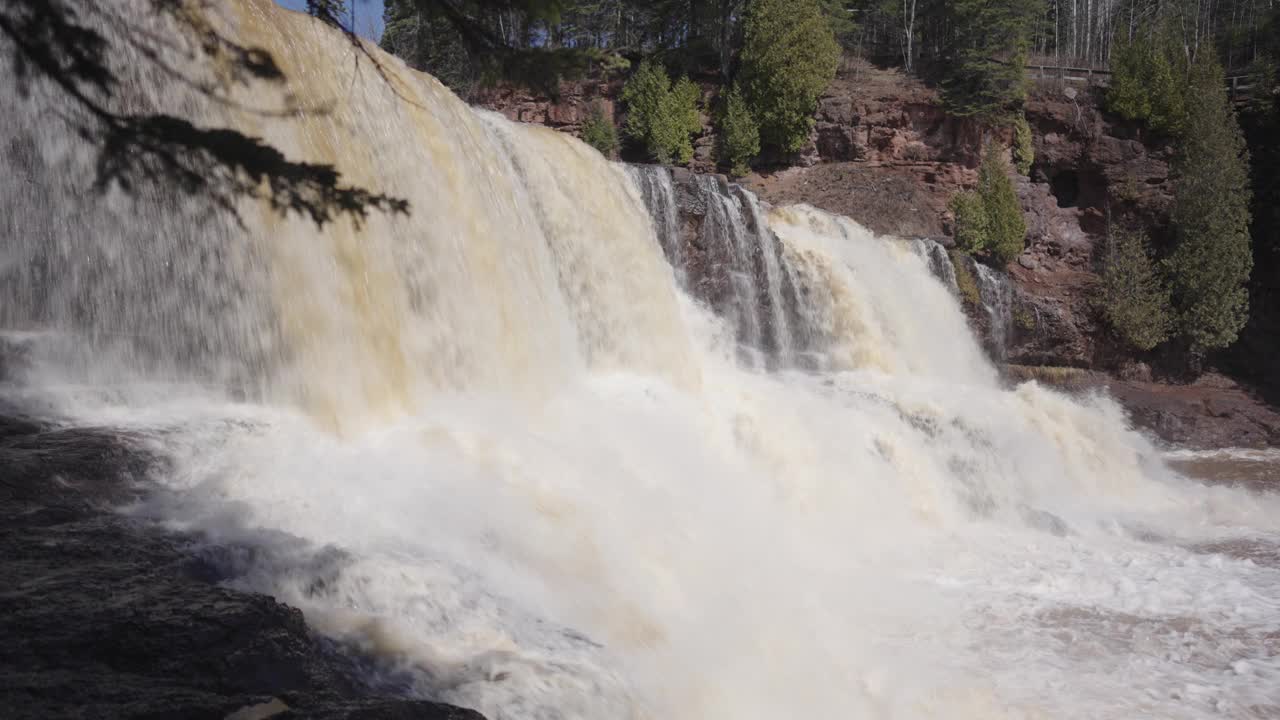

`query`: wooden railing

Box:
[1027,64,1110,84]
[1027,63,1257,100]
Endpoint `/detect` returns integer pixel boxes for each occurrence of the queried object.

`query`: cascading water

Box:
[972,260,1016,360]
[2,2,1279,719]
[908,237,961,296]
[625,165,686,286]
[627,166,806,369]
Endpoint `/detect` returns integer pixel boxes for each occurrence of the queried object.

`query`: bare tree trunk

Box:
[719,0,735,79]
[1071,0,1079,59]
[902,0,918,71]
[1084,0,1092,63]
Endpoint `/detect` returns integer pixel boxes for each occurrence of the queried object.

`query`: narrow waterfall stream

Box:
[2,2,1278,719]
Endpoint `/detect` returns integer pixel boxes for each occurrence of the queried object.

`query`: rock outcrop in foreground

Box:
[0,411,484,720]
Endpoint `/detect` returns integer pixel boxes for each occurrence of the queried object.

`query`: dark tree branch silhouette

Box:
[0,0,409,228]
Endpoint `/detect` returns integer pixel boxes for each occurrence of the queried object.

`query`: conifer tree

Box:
[949,191,989,254]
[580,102,619,158]
[718,84,760,177]
[738,0,840,152]
[1106,39,1153,122]
[1012,113,1033,175]
[940,0,1037,119]
[1106,34,1187,136]
[1099,228,1173,351]
[949,143,1026,265]
[306,0,347,26]
[977,142,1026,264]
[1165,54,1253,355]
[622,60,701,164]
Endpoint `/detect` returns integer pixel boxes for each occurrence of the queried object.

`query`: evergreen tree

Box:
[580,101,619,157]
[1166,54,1253,354]
[307,0,347,26]
[977,142,1026,264]
[1229,9,1280,380]
[1106,39,1153,122]
[1145,44,1187,136]
[738,0,840,152]
[1105,34,1187,136]
[1099,227,1173,351]
[950,143,1026,264]
[671,75,704,141]
[381,1,473,87]
[940,0,1037,119]
[820,0,859,49]
[718,83,760,176]
[622,59,701,164]
[1012,112,1033,175]
[949,190,990,254]
[622,59,671,155]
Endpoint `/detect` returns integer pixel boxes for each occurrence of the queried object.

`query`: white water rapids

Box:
[2,1,1279,718]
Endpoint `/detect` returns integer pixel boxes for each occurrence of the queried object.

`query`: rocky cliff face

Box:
[474,63,1279,448]
[746,65,1181,375]
[472,79,623,134]
[474,62,1181,375]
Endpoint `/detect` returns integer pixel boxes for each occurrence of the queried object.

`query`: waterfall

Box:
[908,238,960,295]
[4,3,1280,720]
[624,165,685,286]
[972,262,1015,361]
[0,0,695,424]
[768,206,994,382]
[626,166,805,369]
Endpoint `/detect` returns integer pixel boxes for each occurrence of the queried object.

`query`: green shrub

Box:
[1113,173,1142,203]
[671,76,703,135]
[1243,54,1278,114]
[586,49,631,76]
[1098,227,1173,351]
[1012,113,1034,175]
[1106,34,1187,136]
[739,0,840,152]
[950,143,1027,265]
[718,84,760,177]
[950,249,983,308]
[939,0,1038,120]
[1106,39,1153,122]
[979,143,1027,264]
[581,102,619,158]
[1146,47,1187,135]
[622,59,701,165]
[949,191,989,254]
[622,60,669,154]
[1165,53,1253,354]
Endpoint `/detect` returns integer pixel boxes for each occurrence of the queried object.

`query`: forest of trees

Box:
[312,0,1278,366]
[361,0,1276,90]
[355,0,1278,129]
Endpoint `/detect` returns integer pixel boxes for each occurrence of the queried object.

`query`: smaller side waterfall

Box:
[627,166,807,369]
[907,239,959,296]
[626,165,685,285]
[972,262,1014,360]
[737,186,796,364]
[625,166,1023,372]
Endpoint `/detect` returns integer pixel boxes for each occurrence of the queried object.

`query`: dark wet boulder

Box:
[0,418,485,720]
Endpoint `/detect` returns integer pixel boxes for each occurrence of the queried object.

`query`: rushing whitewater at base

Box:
[2,1,1279,719]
